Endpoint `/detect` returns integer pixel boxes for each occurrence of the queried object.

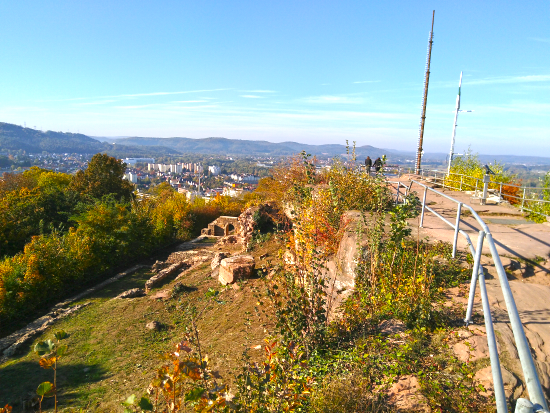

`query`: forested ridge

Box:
[0,123,179,156]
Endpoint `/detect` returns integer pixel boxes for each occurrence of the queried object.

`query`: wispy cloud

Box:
[464,74,550,86]
[76,99,117,106]
[38,88,231,103]
[529,37,550,44]
[243,90,276,93]
[301,95,365,104]
[240,95,264,99]
[353,80,380,84]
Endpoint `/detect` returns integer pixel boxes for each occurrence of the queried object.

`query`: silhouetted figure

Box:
[365,156,372,174]
[373,157,382,173]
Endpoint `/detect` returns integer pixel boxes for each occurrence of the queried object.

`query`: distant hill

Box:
[2,122,549,165]
[0,123,180,156]
[114,136,399,158]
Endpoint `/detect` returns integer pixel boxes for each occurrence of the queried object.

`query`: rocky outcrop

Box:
[115,288,146,299]
[237,203,285,248]
[323,211,367,318]
[151,260,167,273]
[237,206,260,246]
[215,235,239,246]
[387,375,431,412]
[145,262,187,292]
[474,365,523,400]
[145,321,164,331]
[219,255,255,285]
[211,252,229,270]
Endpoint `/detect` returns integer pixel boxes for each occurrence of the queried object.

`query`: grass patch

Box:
[0,235,283,412]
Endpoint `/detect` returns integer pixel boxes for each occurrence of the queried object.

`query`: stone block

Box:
[219,255,255,285]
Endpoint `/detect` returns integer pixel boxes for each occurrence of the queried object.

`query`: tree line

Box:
[0,154,243,331]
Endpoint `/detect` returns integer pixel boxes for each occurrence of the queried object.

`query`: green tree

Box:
[70,153,134,201]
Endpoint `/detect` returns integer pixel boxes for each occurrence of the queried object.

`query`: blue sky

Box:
[0,1,549,155]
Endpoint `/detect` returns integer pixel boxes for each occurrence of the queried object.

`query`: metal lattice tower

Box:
[415,11,435,175]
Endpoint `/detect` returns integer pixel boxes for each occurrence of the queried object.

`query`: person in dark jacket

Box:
[365,156,372,174]
[373,157,382,173]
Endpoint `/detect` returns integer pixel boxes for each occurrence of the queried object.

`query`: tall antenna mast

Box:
[448,72,463,175]
[447,72,473,175]
[415,10,435,175]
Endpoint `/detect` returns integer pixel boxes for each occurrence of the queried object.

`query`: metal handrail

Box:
[419,170,550,218]
[406,179,549,413]
[422,169,549,192]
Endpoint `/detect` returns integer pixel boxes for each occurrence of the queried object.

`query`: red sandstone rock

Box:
[219,255,255,285]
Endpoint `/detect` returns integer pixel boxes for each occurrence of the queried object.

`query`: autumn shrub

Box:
[267,153,392,268]
[0,179,243,330]
[445,149,520,203]
[339,196,469,332]
[0,168,76,257]
[525,171,550,222]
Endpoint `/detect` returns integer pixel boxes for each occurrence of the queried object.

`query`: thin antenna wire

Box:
[447,71,463,175]
[415,10,435,175]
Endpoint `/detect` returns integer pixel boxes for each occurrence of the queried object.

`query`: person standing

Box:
[365,156,372,174]
[373,157,382,173]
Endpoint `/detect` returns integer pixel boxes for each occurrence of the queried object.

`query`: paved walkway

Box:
[392,176,550,283]
[392,175,550,400]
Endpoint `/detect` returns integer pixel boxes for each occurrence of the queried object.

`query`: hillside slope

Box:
[0,123,179,156]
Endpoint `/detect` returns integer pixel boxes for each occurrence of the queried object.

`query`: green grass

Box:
[0,237,281,412]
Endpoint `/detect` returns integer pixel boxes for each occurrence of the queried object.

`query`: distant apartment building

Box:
[124,172,138,183]
[170,164,182,174]
[124,157,155,165]
[208,165,221,176]
[242,175,259,183]
[148,163,156,171]
[229,174,258,183]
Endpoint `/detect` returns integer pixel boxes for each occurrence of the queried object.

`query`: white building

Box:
[208,165,221,176]
[242,175,259,183]
[124,157,155,165]
[148,163,156,171]
[124,172,138,183]
[170,164,182,174]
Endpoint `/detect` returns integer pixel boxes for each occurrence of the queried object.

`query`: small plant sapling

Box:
[34,330,68,413]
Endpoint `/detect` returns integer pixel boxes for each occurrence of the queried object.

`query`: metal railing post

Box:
[395,182,401,205]
[465,231,485,324]
[521,188,526,212]
[420,188,427,228]
[499,183,503,204]
[485,232,549,411]
[481,174,490,205]
[452,203,462,258]
[460,175,463,191]
[478,270,508,413]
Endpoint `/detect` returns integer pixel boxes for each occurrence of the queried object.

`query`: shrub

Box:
[446,149,520,203]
